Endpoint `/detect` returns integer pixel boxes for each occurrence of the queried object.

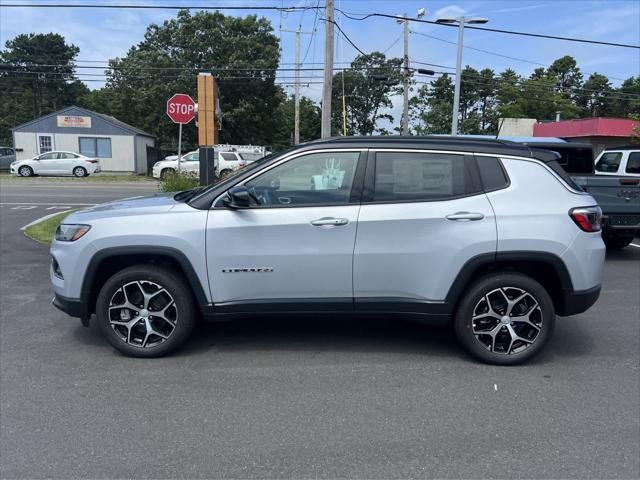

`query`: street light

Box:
[436,16,489,135]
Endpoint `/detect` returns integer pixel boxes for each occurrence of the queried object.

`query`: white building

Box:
[12,106,156,174]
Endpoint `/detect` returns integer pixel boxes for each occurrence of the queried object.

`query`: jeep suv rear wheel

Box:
[455,273,555,365]
[96,265,196,357]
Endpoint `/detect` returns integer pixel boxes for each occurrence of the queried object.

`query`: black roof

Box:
[303,135,559,162]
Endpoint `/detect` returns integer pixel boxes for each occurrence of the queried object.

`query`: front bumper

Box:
[52,293,90,326]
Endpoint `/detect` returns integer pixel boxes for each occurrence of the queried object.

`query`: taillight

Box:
[85,160,98,164]
[569,206,602,232]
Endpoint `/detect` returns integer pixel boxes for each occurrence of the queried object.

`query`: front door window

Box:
[244,151,360,207]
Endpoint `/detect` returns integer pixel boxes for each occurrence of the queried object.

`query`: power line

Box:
[3,2,638,49]
[335,9,640,49]
[0,3,312,11]
[410,30,629,82]
[321,16,366,56]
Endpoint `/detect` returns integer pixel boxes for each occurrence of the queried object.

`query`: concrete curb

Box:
[20,210,76,231]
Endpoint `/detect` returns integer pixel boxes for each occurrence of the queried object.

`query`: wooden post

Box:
[198,73,218,146]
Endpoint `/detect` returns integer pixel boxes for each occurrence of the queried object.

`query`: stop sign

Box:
[167,94,196,124]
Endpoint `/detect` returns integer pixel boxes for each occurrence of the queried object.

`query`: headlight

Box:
[55,224,91,242]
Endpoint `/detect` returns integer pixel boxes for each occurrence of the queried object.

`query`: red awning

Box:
[533,117,637,138]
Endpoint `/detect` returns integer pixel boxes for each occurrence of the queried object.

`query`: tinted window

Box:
[477,156,508,191]
[626,152,640,174]
[184,153,198,161]
[245,151,359,207]
[220,153,238,161]
[546,160,583,191]
[39,152,56,160]
[596,152,622,172]
[373,152,476,202]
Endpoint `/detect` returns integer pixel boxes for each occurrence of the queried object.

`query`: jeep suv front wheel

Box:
[96,265,196,357]
[455,273,555,365]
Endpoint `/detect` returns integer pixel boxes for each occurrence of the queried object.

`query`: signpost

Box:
[166,93,196,174]
[197,73,219,185]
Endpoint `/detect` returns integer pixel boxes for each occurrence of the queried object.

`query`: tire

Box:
[454,272,555,365]
[603,233,634,250]
[96,265,196,358]
[160,168,175,180]
[73,166,87,177]
[219,169,232,177]
[18,165,33,177]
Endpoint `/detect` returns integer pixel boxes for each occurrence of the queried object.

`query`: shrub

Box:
[159,171,200,192]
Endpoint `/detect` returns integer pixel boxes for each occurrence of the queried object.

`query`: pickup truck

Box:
[519,141,640,249]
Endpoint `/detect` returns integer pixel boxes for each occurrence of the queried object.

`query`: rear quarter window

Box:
[545,160,583,191]
[476,156,509,191]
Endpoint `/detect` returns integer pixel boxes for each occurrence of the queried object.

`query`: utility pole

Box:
[282,28,313,144]
[321,0,335,138]
[402,14,409,135]
[397,9,425,135]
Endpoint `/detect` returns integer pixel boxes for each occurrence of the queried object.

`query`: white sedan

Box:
[10,151,101,177]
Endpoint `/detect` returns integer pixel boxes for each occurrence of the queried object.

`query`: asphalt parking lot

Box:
[1,180,639,479]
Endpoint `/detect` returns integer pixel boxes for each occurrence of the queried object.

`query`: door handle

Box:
[446,211,485,221]
[311,217,349,227]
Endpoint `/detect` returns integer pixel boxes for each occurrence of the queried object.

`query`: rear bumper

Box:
[557,285,601,317]
[603,214,640,230]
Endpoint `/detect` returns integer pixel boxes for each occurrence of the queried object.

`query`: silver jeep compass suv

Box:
[51,137,605,364]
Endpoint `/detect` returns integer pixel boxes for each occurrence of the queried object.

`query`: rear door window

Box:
[625,152,640,174]
[372,152,479,202]
[596,152,622,173]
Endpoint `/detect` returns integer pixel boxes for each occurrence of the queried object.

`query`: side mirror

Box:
[222,186,251,209]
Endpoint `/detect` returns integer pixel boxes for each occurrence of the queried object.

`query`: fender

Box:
[80,246,210,315]
[444,250,574,308]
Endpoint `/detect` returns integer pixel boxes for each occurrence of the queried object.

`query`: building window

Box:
[38,135,53,154]
[79,137,112,158]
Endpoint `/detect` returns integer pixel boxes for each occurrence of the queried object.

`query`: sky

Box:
[1,0,639,125]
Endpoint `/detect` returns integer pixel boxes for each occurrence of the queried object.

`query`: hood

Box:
[153,159,177,168]
[64,193,179,222]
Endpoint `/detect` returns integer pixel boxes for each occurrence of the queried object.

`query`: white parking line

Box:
[630,243,640,249]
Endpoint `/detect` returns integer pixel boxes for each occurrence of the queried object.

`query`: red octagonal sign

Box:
[167,93,196,124]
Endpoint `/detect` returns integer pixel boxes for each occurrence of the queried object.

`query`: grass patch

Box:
[24,209,79,245]
[159,171,200,192]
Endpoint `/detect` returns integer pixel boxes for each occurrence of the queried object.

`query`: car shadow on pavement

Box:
[70,310,596,365]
